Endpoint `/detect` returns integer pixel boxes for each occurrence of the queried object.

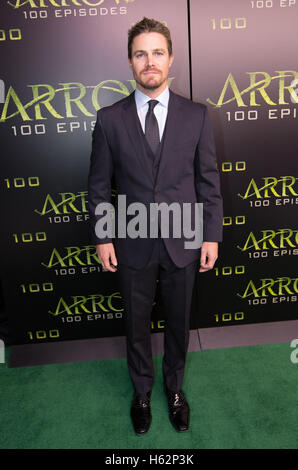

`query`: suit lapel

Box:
[121,92,154,184]
[121,90,183,187]
[155,90,182,186]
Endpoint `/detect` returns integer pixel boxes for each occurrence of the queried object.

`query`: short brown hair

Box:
[128,17,172,60]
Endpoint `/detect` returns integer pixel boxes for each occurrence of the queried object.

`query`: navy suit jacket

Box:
[88,89,223,269]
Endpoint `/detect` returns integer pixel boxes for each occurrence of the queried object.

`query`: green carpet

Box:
[0,342,297,449]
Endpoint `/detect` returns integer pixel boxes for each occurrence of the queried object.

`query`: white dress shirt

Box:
[134,86,170,141]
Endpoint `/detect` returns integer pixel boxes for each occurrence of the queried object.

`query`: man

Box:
[88,17,223,435]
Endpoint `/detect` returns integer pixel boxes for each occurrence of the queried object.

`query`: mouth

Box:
[142,70,160,75]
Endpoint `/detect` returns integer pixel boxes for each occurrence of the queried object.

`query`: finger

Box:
[101,256,114,272]
[199,265,210,272]
[110,251,118,268]
[104,253,118,272]
[108,259,117,272]
[200,252,207,268]
[199,255,217,272]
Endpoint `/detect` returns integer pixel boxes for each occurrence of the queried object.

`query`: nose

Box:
[146,53,155,67]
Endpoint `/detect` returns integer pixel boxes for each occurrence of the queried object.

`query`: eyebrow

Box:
[133,48,166,55]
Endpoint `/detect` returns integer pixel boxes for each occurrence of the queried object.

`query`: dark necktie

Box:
[145,99,160,155]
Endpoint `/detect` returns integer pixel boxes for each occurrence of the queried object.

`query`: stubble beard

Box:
[135,69,167,91]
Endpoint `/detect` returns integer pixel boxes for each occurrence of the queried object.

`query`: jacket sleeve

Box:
[88,110,114,245]
[194,105,223,242]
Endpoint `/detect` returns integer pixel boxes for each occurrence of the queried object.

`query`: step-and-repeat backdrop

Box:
[0,0,297,346]
[190,0,298,328]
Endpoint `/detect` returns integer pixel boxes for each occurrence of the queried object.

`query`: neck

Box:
[136,81,168,99]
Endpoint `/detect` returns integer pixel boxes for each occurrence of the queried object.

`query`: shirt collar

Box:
[134,86,169,110]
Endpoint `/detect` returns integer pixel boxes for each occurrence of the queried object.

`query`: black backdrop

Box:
[0,0,297,347]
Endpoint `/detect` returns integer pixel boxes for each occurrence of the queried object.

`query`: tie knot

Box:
[148,100,159,112]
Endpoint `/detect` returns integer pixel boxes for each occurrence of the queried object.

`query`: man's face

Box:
[129,32,174,94]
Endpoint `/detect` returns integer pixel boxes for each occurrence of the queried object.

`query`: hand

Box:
[199,241,218,273]
[96,243,118,272]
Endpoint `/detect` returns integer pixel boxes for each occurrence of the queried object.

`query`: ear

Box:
[169,54,174,68]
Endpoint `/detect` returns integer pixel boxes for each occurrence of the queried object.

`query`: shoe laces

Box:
[174,394,181,406]
[134,396,150,408]
[170,391,186,407]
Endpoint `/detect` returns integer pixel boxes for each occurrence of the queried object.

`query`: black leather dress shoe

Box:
[130,392,152,436]
[165,389,189,432]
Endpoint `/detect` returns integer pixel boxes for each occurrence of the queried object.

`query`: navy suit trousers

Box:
[117,237,198,394]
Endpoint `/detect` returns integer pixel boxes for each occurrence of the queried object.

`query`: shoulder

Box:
[170,90,207,111]
[170,90,207,114]
[96,93,133,121]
